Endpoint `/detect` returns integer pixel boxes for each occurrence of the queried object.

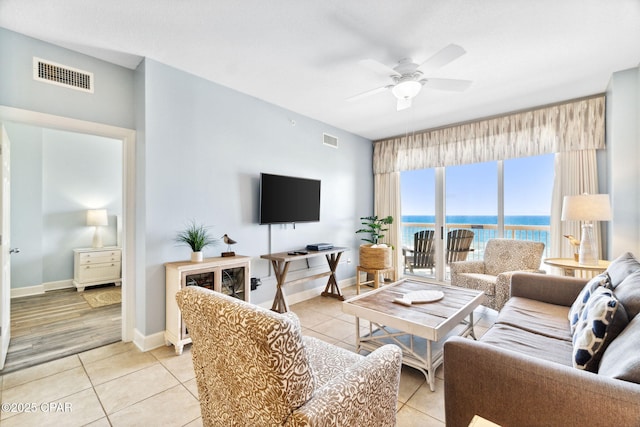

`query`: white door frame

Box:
[0,106,136,342]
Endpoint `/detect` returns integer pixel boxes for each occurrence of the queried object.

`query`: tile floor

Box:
[0,284,497,426]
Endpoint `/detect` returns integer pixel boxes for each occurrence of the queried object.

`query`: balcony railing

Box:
[401,222,551,262]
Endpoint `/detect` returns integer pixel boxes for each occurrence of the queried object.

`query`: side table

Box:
[355,265,395,294]
[543,258,610,277]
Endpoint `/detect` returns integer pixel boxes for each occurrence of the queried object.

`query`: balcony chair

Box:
[403,230,435,273]
[446,229,475,263]
[450,238,545,311]
[175,286,402,427]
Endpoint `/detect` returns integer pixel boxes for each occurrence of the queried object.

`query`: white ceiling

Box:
[1,0,639,140]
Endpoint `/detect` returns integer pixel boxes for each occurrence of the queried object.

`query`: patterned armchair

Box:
[450,238,545,311]
[176,286,402,427]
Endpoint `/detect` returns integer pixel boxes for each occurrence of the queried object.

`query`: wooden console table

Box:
[261,247,347,313]
[544,257,610,277]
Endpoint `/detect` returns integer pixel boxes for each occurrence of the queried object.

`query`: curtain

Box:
[374,172,401,276]
[373,95,605,173]
[550,150,601,273]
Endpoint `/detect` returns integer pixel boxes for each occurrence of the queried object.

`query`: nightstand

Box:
[73,247,122,291]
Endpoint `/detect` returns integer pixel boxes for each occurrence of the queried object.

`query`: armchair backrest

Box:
[413,230,435,269]
[176,286,315,426]
[483,238,545,276]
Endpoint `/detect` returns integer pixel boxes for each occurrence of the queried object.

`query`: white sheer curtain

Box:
[550,149,601,261]
[374,172,401,275]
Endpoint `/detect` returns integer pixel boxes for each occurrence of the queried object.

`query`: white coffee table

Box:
[342,279,484,391]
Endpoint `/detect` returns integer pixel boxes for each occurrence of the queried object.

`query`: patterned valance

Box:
[373,95,605,173]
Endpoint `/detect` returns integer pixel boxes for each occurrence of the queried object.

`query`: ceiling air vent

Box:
[33,57,94,93]
[323,133,338,148]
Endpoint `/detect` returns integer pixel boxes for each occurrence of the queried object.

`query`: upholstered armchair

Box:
[176,286,402,427]
[450,238,545,311]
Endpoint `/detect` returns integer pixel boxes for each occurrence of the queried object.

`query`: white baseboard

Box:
[11,279,74,298]
[133,329,166,352]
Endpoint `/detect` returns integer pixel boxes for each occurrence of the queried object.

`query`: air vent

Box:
[33,57,94,93]
[323,133,338,148]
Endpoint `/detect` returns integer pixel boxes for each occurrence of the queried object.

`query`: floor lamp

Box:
[561,194,612,265]
[87,209,108,248]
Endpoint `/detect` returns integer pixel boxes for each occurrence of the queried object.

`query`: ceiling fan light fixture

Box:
[392,80,422,100]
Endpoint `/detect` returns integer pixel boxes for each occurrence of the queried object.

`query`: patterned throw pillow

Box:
[568,272,611,334]
[572,286,629,372]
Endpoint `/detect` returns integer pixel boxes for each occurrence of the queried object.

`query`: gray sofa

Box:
[444,253,640,427]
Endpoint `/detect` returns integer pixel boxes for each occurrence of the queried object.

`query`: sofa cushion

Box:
[613,270,640,318]
[606,252,640,287]
[599,314,640,384]
[572,287,629,372]
[498,296,572,342]
[480,323,574,366]
[568,272,611,334]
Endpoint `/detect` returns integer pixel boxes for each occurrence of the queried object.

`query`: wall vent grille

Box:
[33,57,94,93]
[323,133,338,148]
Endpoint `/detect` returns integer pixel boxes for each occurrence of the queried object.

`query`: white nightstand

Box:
[73,247,122,291]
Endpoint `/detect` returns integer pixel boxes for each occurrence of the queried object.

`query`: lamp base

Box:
[92,227,104,249]
[578,223,598,266]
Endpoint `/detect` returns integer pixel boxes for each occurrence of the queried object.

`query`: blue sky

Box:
[401,154,554,216]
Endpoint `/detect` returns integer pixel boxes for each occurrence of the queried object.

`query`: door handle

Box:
[9,248,20,254]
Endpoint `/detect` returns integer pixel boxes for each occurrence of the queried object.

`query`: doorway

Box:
[0,106,136,370]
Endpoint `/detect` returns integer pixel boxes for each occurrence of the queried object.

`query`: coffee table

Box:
[342,279,484,391]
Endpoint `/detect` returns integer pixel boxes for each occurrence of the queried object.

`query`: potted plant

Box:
[356,215,394,269]
[175,220,219,262]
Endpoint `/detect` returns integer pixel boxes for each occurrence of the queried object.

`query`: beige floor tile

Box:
[1,366,92,421]
[396,404,445,427]
[184,417,204,427]
[292,308,333,329]
[301,328,339,344]
[309,317,354,341]
[157,349,196,383]
[150,342,186,360]
[398,366,427,403]
[108,384,201,426]
[1,387,102,426]
[83,348,157,385]
[78,341,137,365]
[405,377,446,422]
[95,363,180,414]
[183,378,199,399]
[84,417,112,427]
[1,354,81,390]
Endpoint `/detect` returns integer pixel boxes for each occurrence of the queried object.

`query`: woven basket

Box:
[359,244,392,269]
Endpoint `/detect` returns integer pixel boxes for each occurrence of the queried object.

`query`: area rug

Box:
[82,287,122,308]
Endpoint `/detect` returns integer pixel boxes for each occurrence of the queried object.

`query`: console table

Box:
[260,247,347,313]
[544,257,610,277]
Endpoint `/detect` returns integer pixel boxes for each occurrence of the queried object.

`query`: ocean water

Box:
[402,215,550,225]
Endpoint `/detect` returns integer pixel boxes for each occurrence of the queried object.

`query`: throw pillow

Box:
[613,270,640,318]
[606,252,640,288]
[572,286,629,372]
[568,272,611,334]
[599,314,640,384]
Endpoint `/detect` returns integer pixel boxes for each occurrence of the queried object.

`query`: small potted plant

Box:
[175,220,219,262]
[356,215,394,269]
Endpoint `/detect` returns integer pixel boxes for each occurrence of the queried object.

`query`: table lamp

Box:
[86,209,108,248]
[561,194,611,265]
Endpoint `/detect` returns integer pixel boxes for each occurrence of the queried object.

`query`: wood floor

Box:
[2,286,121,374]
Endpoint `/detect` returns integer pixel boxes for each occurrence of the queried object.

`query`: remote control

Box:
[295,250,308,255]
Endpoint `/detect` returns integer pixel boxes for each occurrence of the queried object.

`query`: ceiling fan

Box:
[347,44,473,111]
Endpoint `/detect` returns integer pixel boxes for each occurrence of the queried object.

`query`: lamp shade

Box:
[86,209,108,226]
[561,194,612,221]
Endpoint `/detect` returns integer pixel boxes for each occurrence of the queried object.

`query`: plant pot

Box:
[191,251,204,263]
[359,244,392,269]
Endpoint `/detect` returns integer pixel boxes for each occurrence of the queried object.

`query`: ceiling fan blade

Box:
[397,97,412,111]
[422,78,473,92]
[346,85,391,102]
[359,59,401,76]
[419,44,466,71]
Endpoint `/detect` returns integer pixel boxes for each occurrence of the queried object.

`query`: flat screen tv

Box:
[259,173,321,224]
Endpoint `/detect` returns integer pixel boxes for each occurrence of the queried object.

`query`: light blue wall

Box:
[0,27,135,129]
[138,59,373,334]
[7,124,122,288]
